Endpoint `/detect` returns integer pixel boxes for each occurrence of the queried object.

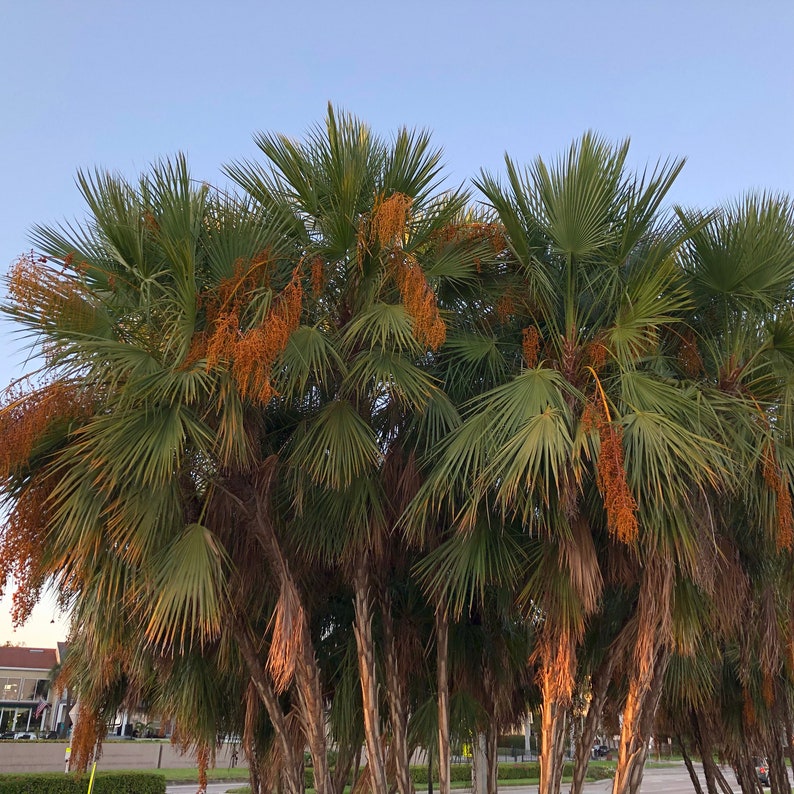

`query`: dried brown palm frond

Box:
[267,578,305,693]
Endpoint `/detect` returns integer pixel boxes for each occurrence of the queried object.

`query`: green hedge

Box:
[0,771,165,794]
[294,760,614,789]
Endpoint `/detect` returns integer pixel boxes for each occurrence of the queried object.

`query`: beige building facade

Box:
[0,645,63,737]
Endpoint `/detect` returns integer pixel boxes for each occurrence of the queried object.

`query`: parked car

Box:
[754,758,769,787]
[13,732,34,740]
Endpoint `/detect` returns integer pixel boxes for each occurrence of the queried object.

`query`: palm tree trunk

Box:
[248,472,331,794]
[485,721,499,794]
[538,684,568,794]
[435,607,451,794]
[677,732,705,794]
[732,753,759,794]
[235,626,304,794]
[691,710,733,794]
[295,640,333,794]
[570,644,617,794]
[538,634,574,794]
[382,591,414,794]
[612,557,672,794]
[782,693,794,771]
[768,731,790,794]
[353,566,389,794]
[332,743,356,794]
[611,643,667,794]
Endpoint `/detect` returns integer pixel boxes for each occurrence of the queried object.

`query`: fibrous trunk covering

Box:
[611,557,672,794]
[235,627,303,794]
[353,566,389,794]
[250,473,331,794]
[382,593,415,794]
[537,633,575,794]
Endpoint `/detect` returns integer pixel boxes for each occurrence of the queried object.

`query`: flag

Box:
[34,699,50,719]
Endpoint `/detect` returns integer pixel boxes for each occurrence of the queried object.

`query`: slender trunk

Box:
[539,684,568,794]
[691,710,718,794]
[382,591,414,794]
[612,557,673,794]
[713,767,735,794]
[332,745,355,794]
[733,751,762,794]
[427,752,433,794]
[294,641,332,794]
[472,733,486,794]
[768,732,790,794]
[678,732,705,794]
[538,634,575,794]
[236,626,303,794]
[249,471,330,794]
[485,720,499,794]
[353,566,389,794]
[782,693,794,772]
[353,744,363,789]
[570,644,617,794]
[435,608,451,794]
[690,710,733,794]
[611,646,667,794]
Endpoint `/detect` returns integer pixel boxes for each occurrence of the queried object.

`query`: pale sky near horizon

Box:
[1,0,793,647]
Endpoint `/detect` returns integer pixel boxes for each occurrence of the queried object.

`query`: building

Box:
[0,645,63,737]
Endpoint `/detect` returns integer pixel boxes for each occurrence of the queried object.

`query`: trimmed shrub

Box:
[0,771,165,794]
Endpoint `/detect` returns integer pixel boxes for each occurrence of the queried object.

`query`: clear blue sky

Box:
[1,0,793,645]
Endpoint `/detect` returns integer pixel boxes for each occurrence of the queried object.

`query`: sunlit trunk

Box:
[538,634,575,794]
[612,557,672,794]
[382,591,414,794]
[435,608,451,794]
[353,566,389,794]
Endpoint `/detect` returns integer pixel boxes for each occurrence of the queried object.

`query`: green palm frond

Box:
[288,399,381,489]
[145,522,229,651]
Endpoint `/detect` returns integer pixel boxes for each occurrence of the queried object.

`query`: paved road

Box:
[164,763,767,794]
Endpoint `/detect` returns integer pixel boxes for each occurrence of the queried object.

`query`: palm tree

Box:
[0,154,327,789]
[409,132,723,794]
[225,106,476,794]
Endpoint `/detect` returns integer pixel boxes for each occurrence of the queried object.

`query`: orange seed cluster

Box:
[206,262,303,404]
[311,256,325,297]
[393,257,446,351]
[587,397,638,544]
[495,295,515,323]
[522,326,540,368]
[371,192,413,247]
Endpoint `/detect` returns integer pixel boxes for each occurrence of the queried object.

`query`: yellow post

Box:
[86,761,98,794]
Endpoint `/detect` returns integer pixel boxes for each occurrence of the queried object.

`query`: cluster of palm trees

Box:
[1,107,793,794]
